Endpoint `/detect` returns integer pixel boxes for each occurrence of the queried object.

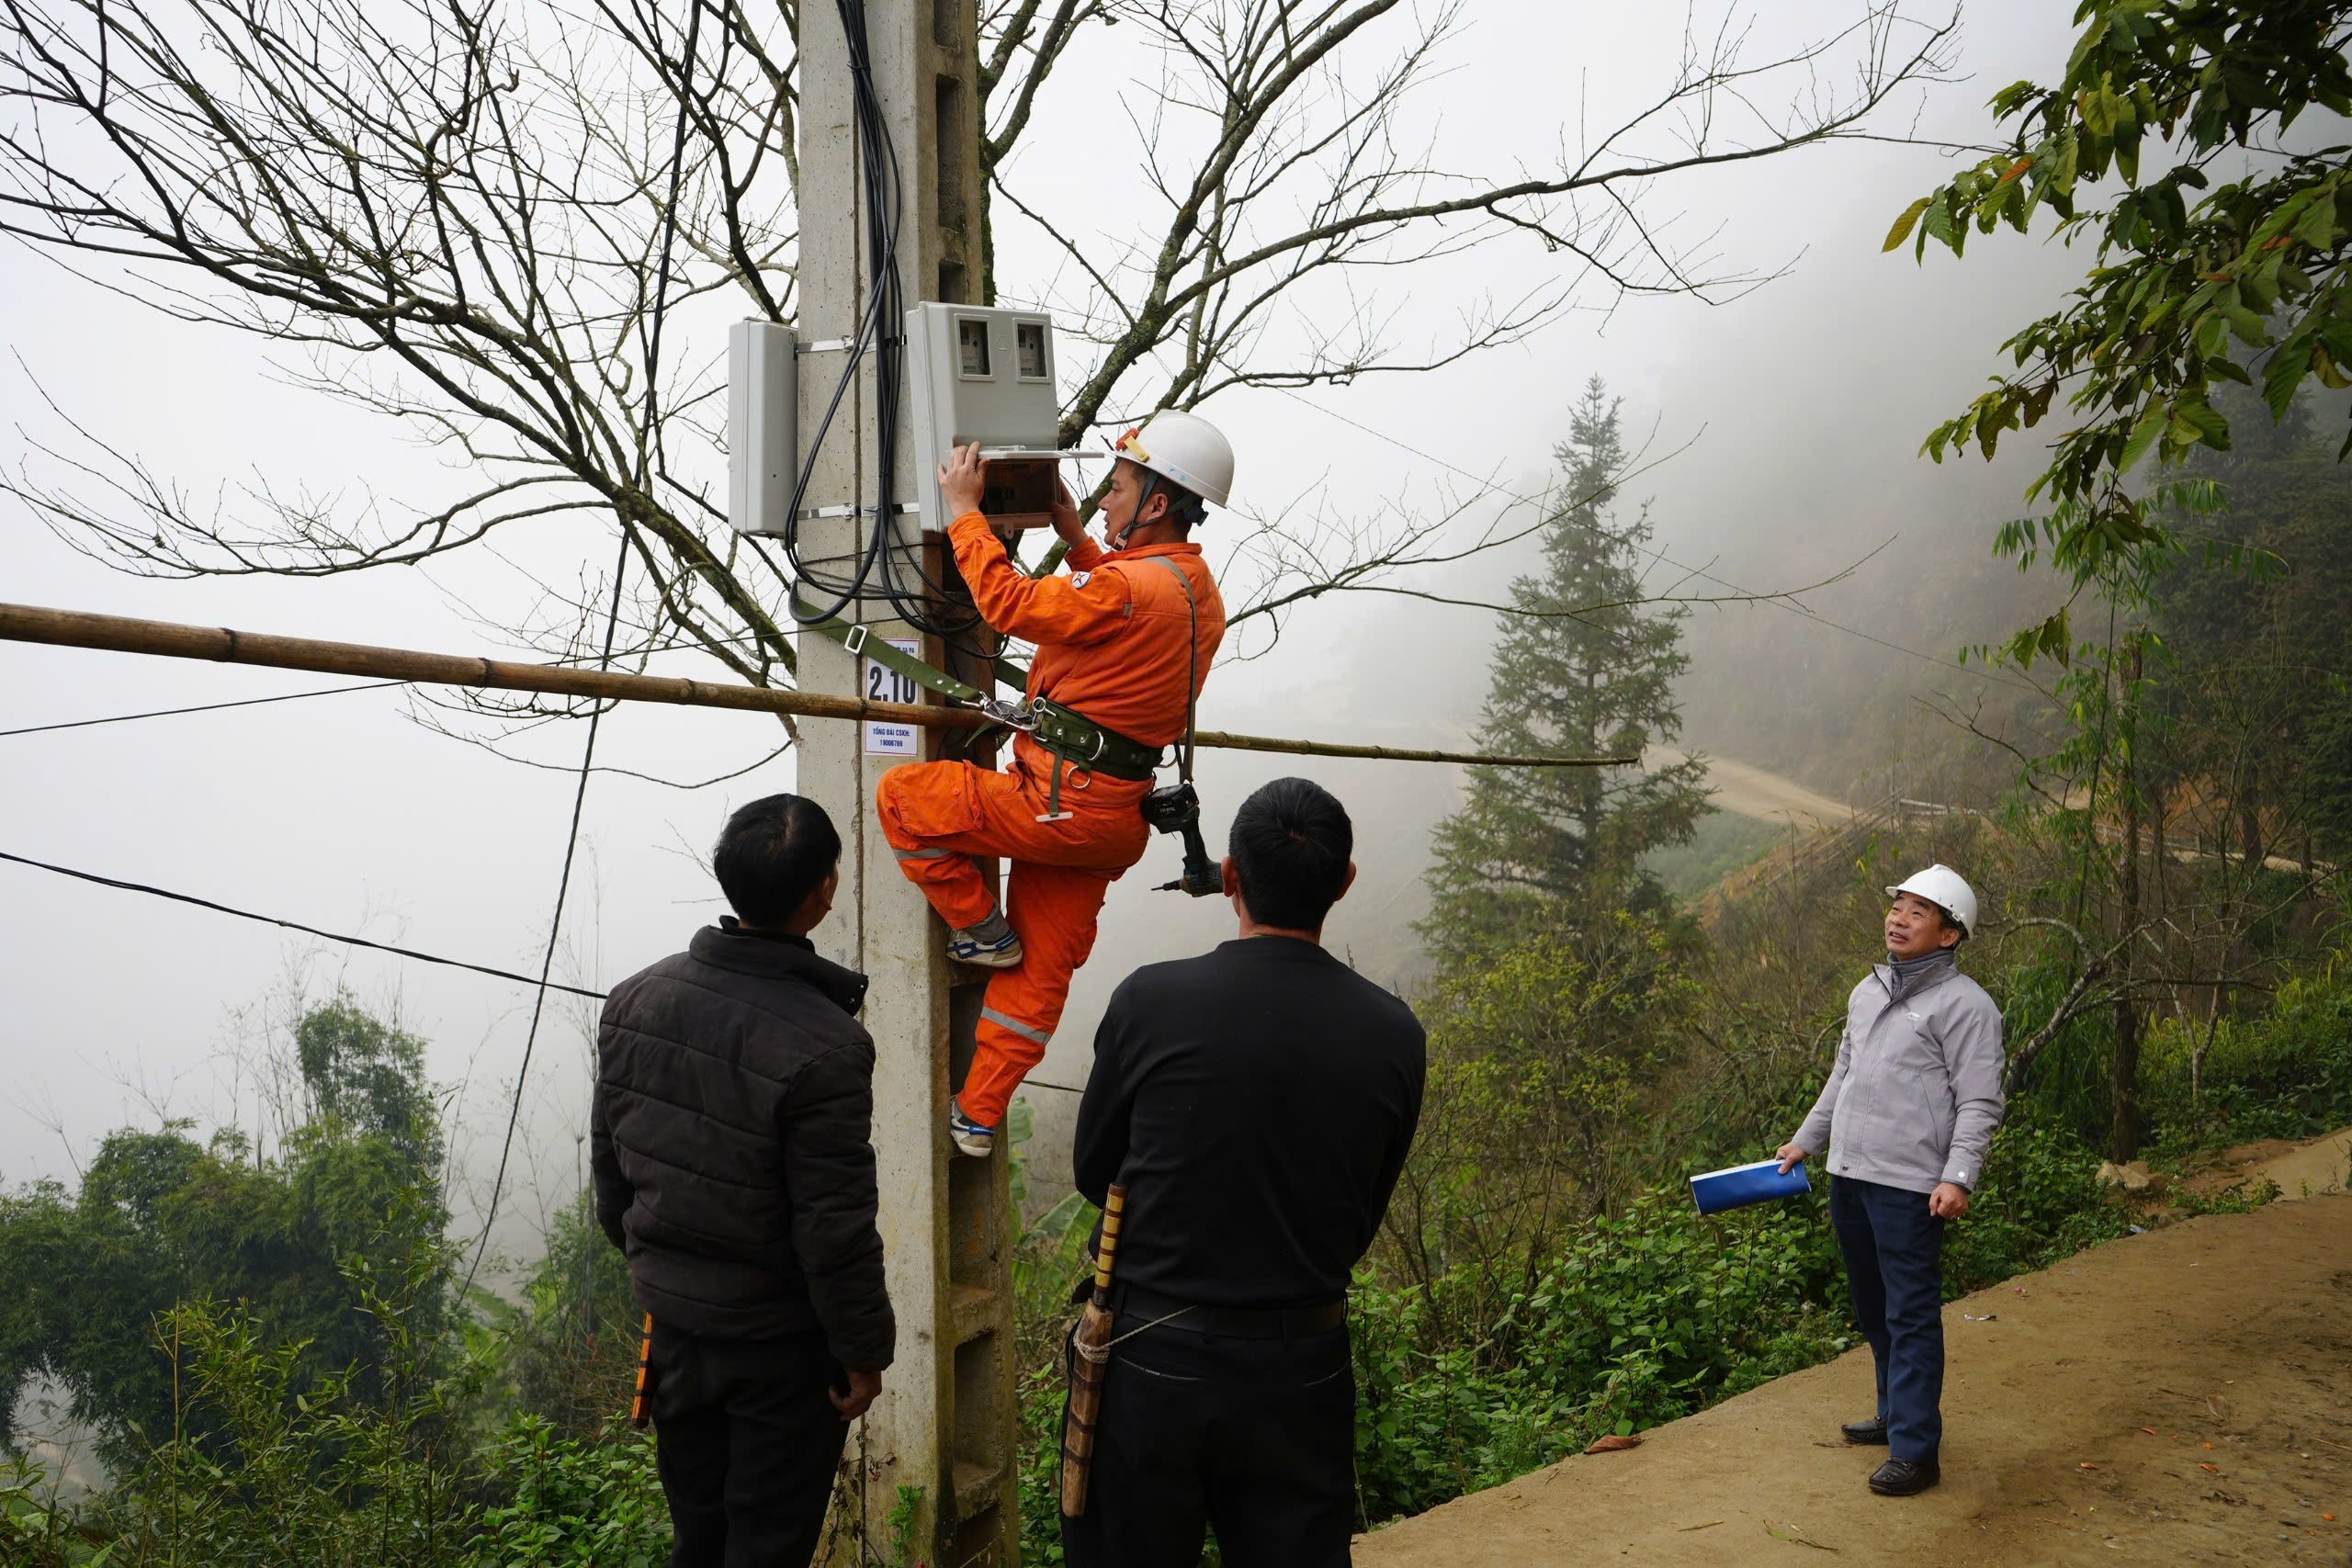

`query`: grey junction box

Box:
[727,320,798,536]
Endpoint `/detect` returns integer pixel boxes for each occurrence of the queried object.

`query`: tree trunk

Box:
[2111,640,2144,1162]
[2110,991,2143,1161]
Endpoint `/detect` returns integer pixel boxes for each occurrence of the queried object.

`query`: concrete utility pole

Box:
[795,3,1020,1564]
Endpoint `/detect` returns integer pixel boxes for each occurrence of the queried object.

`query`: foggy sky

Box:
[1,0,2088,1257]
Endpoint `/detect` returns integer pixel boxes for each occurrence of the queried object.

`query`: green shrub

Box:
[2142,968,2352,1152]
[1942,1109,2133,1292]
[463,1416,668,1567]
[1348,1112,2124,1529]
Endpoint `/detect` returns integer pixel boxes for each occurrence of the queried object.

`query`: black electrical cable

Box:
[775,0,899,623]
[461,534,635,1299]
[0,849,608,1000]
[775,0,994,649]
[463,0,710,1289]
[0,849,1095,1096]
[0,680,405,738]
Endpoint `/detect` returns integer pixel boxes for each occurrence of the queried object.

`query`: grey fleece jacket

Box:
[1790,957,2007,1194]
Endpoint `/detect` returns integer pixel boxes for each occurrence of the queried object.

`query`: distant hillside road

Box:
[1649,750,1855,828]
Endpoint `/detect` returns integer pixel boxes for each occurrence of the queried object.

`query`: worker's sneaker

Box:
[947,1098,997,1158]
[1867,1458,1939,1496]
[947,910,1023,968]
[1841,1416,1890,1445]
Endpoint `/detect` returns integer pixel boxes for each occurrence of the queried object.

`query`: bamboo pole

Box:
[0,602,1632,770]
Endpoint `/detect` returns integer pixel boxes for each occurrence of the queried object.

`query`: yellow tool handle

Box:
[1093,1184,1128,1294]
[629,1313,655,1427]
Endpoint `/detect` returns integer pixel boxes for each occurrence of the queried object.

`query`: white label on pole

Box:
[862,638,924,757]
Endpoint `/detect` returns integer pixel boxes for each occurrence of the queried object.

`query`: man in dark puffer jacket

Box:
[593,793,893,1567]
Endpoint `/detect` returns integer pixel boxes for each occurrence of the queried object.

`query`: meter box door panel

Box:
[907,303,1089,534]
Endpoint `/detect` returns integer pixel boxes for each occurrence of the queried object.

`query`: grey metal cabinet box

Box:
[906,303,1073,532]
[727,320,798,537]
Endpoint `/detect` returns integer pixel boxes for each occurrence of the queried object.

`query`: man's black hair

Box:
[712,794,841,927]
[1228,776,1352,931]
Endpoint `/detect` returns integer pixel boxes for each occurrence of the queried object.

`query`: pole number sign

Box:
[861,638,923,757]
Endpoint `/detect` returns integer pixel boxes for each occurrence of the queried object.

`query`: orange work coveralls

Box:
[876,511,1226,1129]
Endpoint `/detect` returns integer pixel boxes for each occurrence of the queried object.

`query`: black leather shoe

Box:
[1840,1416,1889,1445]
[1868,1458,1940,1496]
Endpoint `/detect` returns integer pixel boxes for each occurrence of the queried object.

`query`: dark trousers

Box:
[649,1324,849,1568]
[1829,1175,1946,1463]
[1060,1323,1355,1568]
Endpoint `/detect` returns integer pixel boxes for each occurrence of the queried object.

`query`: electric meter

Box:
[906,303,1097,533]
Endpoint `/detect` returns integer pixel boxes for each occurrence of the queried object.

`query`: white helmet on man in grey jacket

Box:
[1884,863,1978,938]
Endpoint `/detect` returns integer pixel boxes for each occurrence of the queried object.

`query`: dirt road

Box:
[1358,1145,2352,1566]
[1649,749,1856,828]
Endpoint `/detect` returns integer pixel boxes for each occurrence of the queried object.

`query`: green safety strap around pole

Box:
[789,595,1027,701]
[790,596,1165,782]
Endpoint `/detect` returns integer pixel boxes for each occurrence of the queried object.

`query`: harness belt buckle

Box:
[975,695,1038,731]
[1034,810,1075,824]
[842,624,870,656]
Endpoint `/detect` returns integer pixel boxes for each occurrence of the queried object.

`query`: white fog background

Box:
[4,0,2089,1250]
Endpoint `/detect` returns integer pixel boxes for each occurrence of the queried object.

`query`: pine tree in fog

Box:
[1421,377,1713,966]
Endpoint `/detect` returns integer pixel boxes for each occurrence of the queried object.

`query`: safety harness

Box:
[1020,554,1197,822]
[790,557,1190,794]
[799,550,1218,894]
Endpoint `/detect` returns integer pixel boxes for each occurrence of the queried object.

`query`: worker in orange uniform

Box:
[876,412,1233,1158]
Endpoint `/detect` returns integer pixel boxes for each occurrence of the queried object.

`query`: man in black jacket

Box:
[1063,776,1427,1568]
[593,794,893,1568]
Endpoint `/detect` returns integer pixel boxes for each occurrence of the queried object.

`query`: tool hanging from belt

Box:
[1136,558,1219,897]
[629,1313,655,1429]
[1060,1182,1128,1517]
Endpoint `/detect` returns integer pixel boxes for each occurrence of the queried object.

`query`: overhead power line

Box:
[0,845,1091,1100]
[463,532,633,1297]
[1272,387,2045,697]
[0,848,606,999]
[0,679,404,738]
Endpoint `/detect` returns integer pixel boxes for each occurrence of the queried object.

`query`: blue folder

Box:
[1690,1158,1813,1215]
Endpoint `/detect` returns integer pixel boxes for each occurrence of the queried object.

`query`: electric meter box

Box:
[906,302,1078,534]
[728,320,798,536]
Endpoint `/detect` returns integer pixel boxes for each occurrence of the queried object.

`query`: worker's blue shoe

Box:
[948,1098,997,1158]
[947,910,1023,969]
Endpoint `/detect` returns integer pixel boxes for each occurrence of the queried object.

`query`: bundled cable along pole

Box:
[0,602,1634,769]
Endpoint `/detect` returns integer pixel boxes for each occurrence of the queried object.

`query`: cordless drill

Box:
[1140,782,1219,897]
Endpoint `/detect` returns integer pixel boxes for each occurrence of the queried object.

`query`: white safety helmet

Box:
[1884,864,1979,939]
[1113,411,1235,510]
